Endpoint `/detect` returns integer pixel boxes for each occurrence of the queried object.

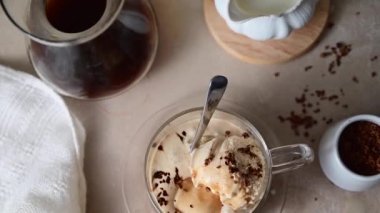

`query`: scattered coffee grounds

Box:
[314,197,318,201]
[338,121,380,176]
[328,61,336,74]
[237,145,257,158]
[158,145,164,151]
[304,65,313,72]
[225,130,231,137]
[152,170,171,206]
[356,11,361,16]
[204,153,215,166]
[320,42,352,75]
[295,94,306,103]
[340,88,345,96]
[328,95,339,101]
[304,132,310,138]
[372,72,378,78]
[224,153,238,174]
[321,52,333,58]
[278,87,350,140]
[174,167,184,188]
[326,22,335,29]
[157,197,168,206]
[242,132,249,138]
[152,171,170,181]
[274,72,280,77]
[223,151,262,191]
[326,118,333,125]
[278,112,317,136]
[352,76,359,83]
[370,56,378,61]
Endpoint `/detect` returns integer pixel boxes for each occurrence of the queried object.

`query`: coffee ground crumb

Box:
[242,132,249,139]
[204,154,215,166]
[304,65,313,72]
[352,76,359,83]
[326,118,334,124]
[174,167,183,188]
[326,22,335,29]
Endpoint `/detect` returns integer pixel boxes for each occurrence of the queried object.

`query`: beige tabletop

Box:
[1,0,380,212]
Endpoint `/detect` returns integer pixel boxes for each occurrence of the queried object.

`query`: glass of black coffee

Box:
[1,0,158,99]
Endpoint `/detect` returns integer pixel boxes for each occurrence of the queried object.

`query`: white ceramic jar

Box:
[319,114,380,192]
[215,0,319,40]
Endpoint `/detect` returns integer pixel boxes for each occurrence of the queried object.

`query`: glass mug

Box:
[0,0,158,99]
[145,108,314,212]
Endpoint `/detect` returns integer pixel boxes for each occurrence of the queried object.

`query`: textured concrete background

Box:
[0,0,379,212]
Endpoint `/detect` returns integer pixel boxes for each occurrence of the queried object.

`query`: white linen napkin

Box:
[0,65,86,213]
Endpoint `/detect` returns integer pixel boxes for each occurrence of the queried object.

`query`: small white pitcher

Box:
[319,114,380,192]
[215,0,319,40]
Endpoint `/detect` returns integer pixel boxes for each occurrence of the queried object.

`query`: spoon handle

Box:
[190,75,228,151]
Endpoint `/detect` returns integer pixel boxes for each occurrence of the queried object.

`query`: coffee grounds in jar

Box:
[338,121,380,176]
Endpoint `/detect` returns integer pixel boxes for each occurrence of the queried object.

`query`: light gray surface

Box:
[0,0,379,212]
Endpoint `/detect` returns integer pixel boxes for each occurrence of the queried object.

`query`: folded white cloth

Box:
[0,66,86,213]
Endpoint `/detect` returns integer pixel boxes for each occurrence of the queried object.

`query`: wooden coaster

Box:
[204,0,330,64]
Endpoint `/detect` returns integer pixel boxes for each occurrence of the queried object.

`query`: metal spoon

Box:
[190,75,228,152]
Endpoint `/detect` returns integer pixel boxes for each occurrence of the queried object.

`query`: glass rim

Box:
[0,0,125,46]
[143,107,274,212]
[24,0,159,100]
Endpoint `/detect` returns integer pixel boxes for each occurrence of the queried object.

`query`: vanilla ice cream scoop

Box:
[174,178,222,213]
[190,134,266,211]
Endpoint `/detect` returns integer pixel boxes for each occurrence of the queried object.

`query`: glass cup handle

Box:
[270,144,314,175]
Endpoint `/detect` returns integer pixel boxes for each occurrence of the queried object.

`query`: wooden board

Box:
[204,0,330,64]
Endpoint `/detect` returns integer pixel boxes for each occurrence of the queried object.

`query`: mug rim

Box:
[143,107,274,212]
[331,114,380,181]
